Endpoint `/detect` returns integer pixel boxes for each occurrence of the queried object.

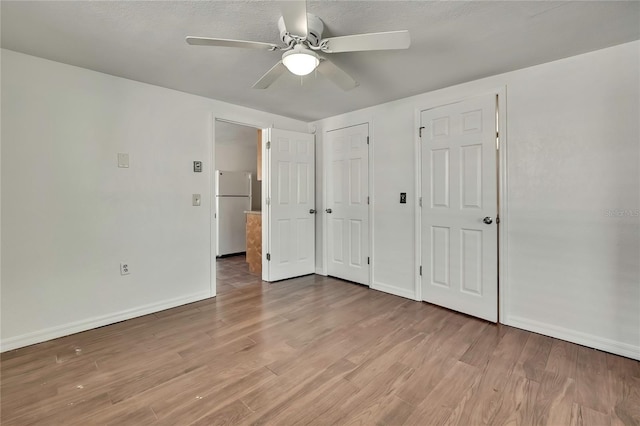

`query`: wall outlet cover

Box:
[120,262,130,275]
[117,153,129,168]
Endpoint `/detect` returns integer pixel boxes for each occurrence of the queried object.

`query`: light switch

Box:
[400,192,407,204]
[192,194,201,206]
[117,153,129,168]
[193,161,202,172]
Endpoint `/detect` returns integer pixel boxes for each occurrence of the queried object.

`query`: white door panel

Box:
[264,128,315,281]
[326,124,369,285]
[421,94,498,322]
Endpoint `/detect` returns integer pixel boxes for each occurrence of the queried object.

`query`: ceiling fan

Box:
[186,1,410,90]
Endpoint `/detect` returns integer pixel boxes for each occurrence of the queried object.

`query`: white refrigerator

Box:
[215,170,252,256]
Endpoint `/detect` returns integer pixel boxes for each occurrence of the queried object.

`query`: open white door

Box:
[262,128,315,282]
[420,94,498,322]
[325,124,370,285]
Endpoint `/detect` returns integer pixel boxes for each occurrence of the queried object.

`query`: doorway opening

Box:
[214,119,263,294]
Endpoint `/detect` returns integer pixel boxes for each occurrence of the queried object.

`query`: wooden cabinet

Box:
[245,212,262,275]
[257,129,262,181]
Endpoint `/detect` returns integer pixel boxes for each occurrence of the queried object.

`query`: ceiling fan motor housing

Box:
[278,14,324,46]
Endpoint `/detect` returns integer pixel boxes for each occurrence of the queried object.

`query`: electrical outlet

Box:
[120,262,130,275]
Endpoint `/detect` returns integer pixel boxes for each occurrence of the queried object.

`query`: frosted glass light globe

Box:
[282,46,319,76]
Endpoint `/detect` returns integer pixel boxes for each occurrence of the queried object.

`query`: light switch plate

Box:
[400,192,407,204]
[117,153,129,168]
[192,194,201,206]
[193,161,202,172]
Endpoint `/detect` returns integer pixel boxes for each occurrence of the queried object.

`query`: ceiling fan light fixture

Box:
[282,46,319,76]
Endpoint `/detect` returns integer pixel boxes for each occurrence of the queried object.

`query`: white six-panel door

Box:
[421,94,498,322]
[326,124,370,285]
[263,128,315,282]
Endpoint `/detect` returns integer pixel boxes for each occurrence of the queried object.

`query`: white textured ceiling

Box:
[2,1,639,121]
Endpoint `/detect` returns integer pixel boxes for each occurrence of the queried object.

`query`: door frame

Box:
[211,115,272,297]
[413,87,508,322]
[321,120,374,288]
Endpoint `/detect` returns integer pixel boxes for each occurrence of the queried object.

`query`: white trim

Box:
[505,315,640,361]
[367,120,375,289]
[371,282,416,300]
[0,291,211,352]
[414,108,423,302]
[262,128,270,281]
[209,115,216,297]
[315,267,327,276]
[321,125,329,276]
[496,87,508,323]
[414,87,508,320]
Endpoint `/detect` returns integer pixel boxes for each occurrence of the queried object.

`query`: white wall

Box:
[0,49,307,351]
[215,136,261,211]
[313,41,640,360]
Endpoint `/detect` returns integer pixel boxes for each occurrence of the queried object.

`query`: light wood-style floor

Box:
[1,255,639,425]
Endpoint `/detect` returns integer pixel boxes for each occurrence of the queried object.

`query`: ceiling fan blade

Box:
[252,61,287,89]
[281,1,308,37]
[323,30,410,53]
[317,59,358,91]
[186,36,279,51]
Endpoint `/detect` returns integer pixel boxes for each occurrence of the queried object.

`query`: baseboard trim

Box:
[505,315,640,361]
[371,282,416,300]
[315,267,327,276]
[0,291,212,352]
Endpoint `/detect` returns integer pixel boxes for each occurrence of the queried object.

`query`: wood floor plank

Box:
[404,361,482,426]
[546,338,579,379]
[534,370,577,426]
[482,373,540,426]
[610,375,640,426]
[571,403,613,426]
[1,255,637,426]
[271,377,360,425]
[241,358,362,425]
[306,362,416,425]
[152,366,275,424]
[576,346,612,414]
[513,332,554,383]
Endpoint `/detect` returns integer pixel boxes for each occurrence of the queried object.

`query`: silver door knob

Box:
[309,209,316,214]
[483,217,493,225]
[326,208,332,214]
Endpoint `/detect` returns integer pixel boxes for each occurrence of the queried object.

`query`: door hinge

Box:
[367,196,370,205]
[266,253,271,261]
[266,197,270,205]
[419,126,426,138]
[496,132,499,150]
[496,215,501,224]
[367,257,370,265]
[214,213,217,219]
[366,136,370,145]
[266,141,271,149]
[419,266,422,276]
[419,197,422,207]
